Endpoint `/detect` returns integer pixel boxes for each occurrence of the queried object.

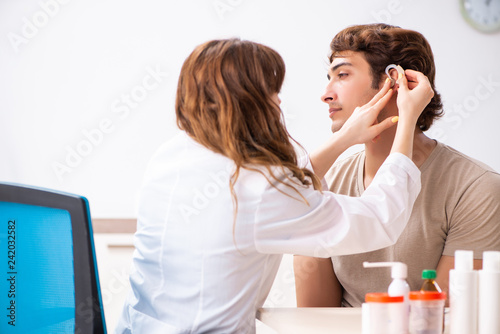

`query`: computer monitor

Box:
[0,182,106,333]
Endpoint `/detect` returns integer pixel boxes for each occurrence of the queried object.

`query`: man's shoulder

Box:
[430,142,499,175]
[423,141,500,196]
[324,150,365,193]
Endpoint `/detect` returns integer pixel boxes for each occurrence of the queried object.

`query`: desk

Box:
[257,308,362,333]
[257,307,450,334]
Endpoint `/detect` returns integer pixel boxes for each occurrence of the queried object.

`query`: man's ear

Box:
[387,68,399,88]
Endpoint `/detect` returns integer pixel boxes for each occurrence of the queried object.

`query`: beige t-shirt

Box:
[325,141,500,307]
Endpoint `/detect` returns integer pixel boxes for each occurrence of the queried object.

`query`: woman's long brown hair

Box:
[175,38,321,230]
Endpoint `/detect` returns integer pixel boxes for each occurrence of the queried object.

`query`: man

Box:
[294,24,500,307]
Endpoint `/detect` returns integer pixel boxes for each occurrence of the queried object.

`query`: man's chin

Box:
[330,122,344,134]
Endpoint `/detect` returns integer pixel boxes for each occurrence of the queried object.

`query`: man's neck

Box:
[363,127,436,189]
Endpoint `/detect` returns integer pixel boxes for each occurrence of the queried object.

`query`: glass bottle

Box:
[420,269,442,292]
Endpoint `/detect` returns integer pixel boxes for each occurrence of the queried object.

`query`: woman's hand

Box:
[396,69,434,125]
[389,69,434,158]
[310,79,398,178]
[337,78,398,147]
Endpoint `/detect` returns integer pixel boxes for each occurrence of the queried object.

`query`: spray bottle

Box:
[363,261,410,332]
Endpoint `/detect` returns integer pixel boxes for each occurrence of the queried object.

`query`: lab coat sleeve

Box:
[253,152,421,257]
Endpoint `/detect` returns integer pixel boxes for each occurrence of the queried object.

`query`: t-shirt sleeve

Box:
[443,171,500,258]
[253,153,421,257]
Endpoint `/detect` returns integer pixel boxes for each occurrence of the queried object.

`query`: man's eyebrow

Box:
[329,61,353,73]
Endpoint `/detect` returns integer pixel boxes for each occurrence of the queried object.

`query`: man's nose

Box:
[322,95,333,103]
[321,83,336,103]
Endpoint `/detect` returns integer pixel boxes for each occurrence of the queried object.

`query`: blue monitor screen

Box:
[0,201,75,333]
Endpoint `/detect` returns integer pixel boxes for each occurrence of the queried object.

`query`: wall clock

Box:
[460,0,500,33]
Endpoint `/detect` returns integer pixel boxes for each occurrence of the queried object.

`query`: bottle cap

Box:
[366,292,404,303]
[422,269,437,279]
[409,291,447,301]
[454,250,473,271]
[483,251,500,272]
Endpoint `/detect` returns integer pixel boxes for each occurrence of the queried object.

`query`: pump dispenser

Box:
[363,262,410,299]
[363,261,410,332]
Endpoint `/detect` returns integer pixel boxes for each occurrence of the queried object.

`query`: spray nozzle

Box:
[363,261,408,279]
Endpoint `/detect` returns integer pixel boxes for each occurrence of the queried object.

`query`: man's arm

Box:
[436,169,500,306]
[293,255,342,307]
[435,255,483,307]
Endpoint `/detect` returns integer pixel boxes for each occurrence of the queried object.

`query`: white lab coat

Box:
[115,131,420,334]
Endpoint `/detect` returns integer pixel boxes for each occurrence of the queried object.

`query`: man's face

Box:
[321,51,381,133]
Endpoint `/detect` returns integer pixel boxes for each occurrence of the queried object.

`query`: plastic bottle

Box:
[363,261,410,333]
[449,250,478,334]
[420,269,442,292]
[363,292,406,334]
[409,291,447,334]
[478,251,500,334]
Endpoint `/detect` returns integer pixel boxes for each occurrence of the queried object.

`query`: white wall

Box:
[1,0,499,218]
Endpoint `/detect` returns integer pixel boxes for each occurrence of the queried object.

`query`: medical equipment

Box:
[385,64,405,87]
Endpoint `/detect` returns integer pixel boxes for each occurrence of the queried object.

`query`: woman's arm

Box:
[254,152,420,256]
[390,70,434,157]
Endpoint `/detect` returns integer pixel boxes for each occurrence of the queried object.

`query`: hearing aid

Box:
[385,64,405,87]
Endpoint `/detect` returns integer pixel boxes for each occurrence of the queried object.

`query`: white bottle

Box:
[363,261,410,333]
[478,251,500,334]
[449,250,478,334]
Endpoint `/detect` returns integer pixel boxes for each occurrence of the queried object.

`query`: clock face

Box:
[460,0,500,33]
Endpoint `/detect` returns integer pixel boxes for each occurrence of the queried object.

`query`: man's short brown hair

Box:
[330,24,443,131]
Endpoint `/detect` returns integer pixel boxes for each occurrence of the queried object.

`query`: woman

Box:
[116,38,433,333]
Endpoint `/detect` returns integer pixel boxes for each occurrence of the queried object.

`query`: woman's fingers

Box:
[365,77,392,108]
[397,69,409,93]
[350,79,393,121]
[407,81,418,90]
[354,79,393,120]
[394,69,428,91]
[371,86,394,112]
[403,70,433,93]
[371,116,398,142]
[395,69,434,124]
[402,69,425,83]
